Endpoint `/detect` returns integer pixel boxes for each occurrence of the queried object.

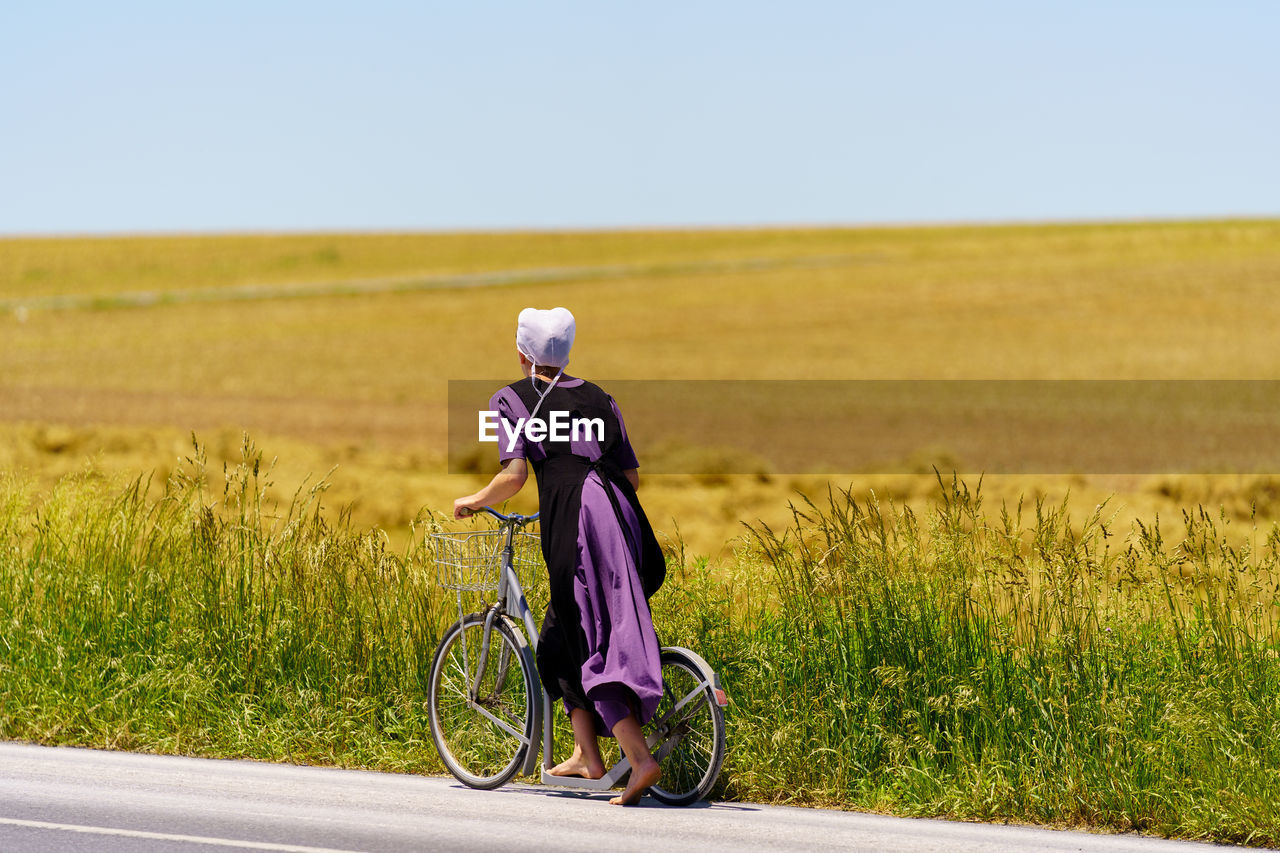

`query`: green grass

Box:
[3,443,1278,844]
[717,482,1280,842]
[0,438,452,770]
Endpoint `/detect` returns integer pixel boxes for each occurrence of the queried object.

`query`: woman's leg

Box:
[609,712,660,806]
[548,706,606,779]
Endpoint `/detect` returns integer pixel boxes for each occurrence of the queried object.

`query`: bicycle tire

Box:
[645,649,727,806]
[428,612,538,789]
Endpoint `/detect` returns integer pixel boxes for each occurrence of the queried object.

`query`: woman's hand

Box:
[451,459,529,519]
[453,497,481,520]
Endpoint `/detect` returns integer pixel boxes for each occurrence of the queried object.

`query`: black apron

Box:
[507,377,666,727]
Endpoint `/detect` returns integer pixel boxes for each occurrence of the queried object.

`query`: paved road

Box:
[0,743,1259,853]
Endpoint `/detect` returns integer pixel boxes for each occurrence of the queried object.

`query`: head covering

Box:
[516,307,575,369]
[515,306,575,422]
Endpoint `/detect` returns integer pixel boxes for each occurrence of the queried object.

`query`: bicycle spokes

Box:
[644,649,727,806]
[430,616,536,787]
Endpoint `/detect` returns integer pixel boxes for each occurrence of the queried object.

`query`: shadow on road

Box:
[469,782,761,812]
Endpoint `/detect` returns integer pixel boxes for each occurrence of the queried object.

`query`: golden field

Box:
[3,220,1280,558]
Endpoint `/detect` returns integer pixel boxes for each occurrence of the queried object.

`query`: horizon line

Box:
[2,213,1278,241]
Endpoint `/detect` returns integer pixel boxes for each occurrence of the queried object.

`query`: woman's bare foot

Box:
[609,758,660,806]
[548,752,605,779]
[609,712,660,805]
[549,710,607,779]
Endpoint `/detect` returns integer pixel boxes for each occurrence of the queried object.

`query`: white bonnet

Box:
[515,307,575,368]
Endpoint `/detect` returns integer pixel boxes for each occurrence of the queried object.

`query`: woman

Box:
[453,306,667,806]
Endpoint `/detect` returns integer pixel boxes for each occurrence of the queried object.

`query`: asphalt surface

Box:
[0,743,1261,853]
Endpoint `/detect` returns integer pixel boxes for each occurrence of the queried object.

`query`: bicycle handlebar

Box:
[459,506,540,524]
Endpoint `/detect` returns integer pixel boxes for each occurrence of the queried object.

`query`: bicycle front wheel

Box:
[428,612,538,789]
[645,649,727,806]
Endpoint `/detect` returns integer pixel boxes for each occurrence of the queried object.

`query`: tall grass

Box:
[2,450,1278,844]
[0,437,451,770]
[714,477,1280,843]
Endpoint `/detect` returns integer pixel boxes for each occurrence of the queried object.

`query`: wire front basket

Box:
[431,528,542,592]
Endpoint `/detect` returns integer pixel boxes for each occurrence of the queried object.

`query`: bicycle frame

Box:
[467,506,726,790]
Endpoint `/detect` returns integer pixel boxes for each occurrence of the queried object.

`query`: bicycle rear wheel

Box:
[428,612,538,789]
[645,649,727,806]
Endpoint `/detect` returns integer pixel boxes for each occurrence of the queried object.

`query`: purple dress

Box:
[492,375,666,732]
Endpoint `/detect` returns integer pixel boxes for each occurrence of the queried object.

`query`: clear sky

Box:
[2,1,1276,234]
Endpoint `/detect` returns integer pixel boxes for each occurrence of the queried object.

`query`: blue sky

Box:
[2,1,1276,233]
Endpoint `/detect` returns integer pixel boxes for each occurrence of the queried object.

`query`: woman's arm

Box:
[624,468,639,490]
[453,458,528,519]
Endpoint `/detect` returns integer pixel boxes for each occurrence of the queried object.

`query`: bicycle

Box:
[427,506,728,805]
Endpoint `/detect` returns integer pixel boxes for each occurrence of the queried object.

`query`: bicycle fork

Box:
[468,606,514,705]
